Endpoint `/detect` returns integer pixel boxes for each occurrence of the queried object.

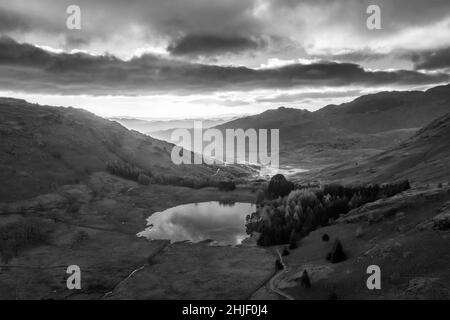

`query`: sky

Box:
[0,0,449,118]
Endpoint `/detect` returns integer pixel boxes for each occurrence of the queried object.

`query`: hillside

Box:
[215,83,450,169]
[303,112,450,184]
[0,98,240,202]
[317,84,450,134]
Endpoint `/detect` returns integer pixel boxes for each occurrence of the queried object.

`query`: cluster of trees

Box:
[106,161,147,182]
[0,218,50,263]
[106,160,236,191]
[151,173,235,190]
[247,175,410,247]
[217,180,237,191]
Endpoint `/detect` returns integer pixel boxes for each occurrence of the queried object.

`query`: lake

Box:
[137,201,256,245]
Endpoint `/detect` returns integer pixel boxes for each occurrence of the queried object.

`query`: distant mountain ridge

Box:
[316,84,450,134]
[214,83,450,168]
[219,83,450,136]
[110,116,242,134]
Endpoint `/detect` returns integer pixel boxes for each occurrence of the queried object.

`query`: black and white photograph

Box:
[0,0,449,305]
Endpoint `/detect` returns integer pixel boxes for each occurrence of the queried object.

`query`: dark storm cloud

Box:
[256,90,364,103]
[0,5,65,34]
[2,0,450,36]
[0,10,31,32]
[0,37,448,96]
[0,0,263,45]
[407,47,450,71]
[168,34,266,56]
[1,0,450,67]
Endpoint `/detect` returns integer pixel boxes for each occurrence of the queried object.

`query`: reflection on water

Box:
[259,165,308,177]
[137,202,255,245]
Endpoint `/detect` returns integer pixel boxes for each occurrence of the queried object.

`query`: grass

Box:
[0,218,51,263]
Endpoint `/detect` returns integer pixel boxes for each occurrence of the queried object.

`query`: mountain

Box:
[110,116,241,135]
[219,84,450,139]
[0,98,239,202]
[310,111,450,184]
[215,83,450,169]
[317,84,450,134]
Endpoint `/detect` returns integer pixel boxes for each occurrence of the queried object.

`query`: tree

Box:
[255,189,265,206]
[137,173,151,185]
[275,259,283,270]
[218,180,236,191]
[328,290,338,300]
[349,192,363,209]
[300,270,311,288]
[288,229,298,250]
[327,239,347,263]
[268,174,294,198]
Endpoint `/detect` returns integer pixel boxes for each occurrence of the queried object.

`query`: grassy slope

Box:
[0,98,246,202]
[301,112,450,185]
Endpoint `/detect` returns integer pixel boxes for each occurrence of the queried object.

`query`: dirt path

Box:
[101,241,170,299]
[267,249,294,300]
[249,248,295,300]
[51,217,136,235]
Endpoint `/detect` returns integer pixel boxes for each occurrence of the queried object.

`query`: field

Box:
[0,173,276,299]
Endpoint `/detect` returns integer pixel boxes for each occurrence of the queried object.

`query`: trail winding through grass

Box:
[267,249,294,300]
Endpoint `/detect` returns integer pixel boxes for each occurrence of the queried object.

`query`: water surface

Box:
[138,201,255,245]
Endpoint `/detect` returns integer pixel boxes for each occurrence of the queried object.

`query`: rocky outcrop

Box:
[416,201,450,231]
[432,211,450,230]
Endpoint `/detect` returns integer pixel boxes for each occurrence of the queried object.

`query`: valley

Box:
[0,84,449,300]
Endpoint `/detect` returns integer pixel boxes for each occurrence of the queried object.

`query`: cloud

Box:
[0,10,31,32]
[167,34,266,56]
[0,37,448,96]
[0,0,263,57]
[272,0,450,32]
[407,47,450,71]
[314,50,387,63]
[1,0,449,65]
[255,89,364,103]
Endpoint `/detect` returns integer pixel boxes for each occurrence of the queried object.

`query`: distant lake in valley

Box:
[259,165,308,177]
[138,202,256,245]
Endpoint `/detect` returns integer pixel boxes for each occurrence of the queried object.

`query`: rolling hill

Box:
[303,111,450,184]
[0,98,242,202]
